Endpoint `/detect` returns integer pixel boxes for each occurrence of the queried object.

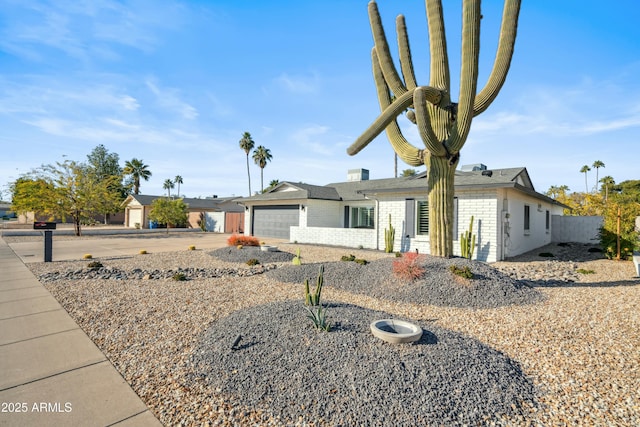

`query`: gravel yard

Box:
[20,238,640,426]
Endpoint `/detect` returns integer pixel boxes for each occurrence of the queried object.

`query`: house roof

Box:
[236,167,564,207]
[122,194,230,210]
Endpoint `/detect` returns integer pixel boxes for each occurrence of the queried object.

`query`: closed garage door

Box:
[128,208,143,228]
[252,205,299,239]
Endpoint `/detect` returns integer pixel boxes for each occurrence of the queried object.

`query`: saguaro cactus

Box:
[348,0,521,257]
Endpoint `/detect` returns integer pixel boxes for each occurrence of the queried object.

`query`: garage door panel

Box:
[252,205,299,239]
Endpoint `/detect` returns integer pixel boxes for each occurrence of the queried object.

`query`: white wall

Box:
[502,191,562,258]
[551,215,602,243]
[374,191,500,262]
[205,211,226,233]
[290,226,377,249]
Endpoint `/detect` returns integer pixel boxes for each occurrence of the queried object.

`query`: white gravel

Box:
[21,239,640,426]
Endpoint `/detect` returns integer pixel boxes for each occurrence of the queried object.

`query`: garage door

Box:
[128,208,143,228]
[252,205,299,239]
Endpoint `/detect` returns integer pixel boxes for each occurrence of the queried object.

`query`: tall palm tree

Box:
[163,179,175,197]
[252,145,273,193]
[239,132,255,196]
[592,160,605,192]
[123,158,152,195]
[599,176,615,202]
[580,165,591,193]
[174,175,183,197]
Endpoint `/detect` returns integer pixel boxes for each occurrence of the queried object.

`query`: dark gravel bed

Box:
[210,246,295,264]
[267,257,545,309]
[190,300,537,426]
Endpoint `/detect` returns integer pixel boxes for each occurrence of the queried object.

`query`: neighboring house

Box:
[236,166,566,262]
[0,202,16,219]
[122,195,244,232]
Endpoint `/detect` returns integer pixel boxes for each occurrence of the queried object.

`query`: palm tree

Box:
[239,132,255,196]
[599,176,615,202]
[592,160,605,192]
[267,179,280,191]
[163,179,175,197]
[174,175,183,197]
[580,165,591,193]
[123,158,152,195]
[252,145,273,193]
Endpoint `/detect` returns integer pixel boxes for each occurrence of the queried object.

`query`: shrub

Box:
[188,245,196,251]
[83,254,93,259]
[139,249,148,255]
[577,268,595,274]
[599,227,636,260]
[87,261,103,269]
[304,265,324,306]
[354,258,368,265]
[449,265,473,279]
[246,258,260,266]
[392,252,425,281]
[227,234,260,247]
[395,252,402,258]
[172,272,187,281]
[341,254,356,262]
[305,304,331,332]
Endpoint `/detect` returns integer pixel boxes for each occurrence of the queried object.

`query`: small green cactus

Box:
[304,264,324,306]
[384,214,395,253]
[292,247,302,265]
[460,216,476,260]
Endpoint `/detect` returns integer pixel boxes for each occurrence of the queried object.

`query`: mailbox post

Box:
[33,222,56,262]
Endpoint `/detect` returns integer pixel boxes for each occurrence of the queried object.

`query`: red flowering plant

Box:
[392,252,426,281]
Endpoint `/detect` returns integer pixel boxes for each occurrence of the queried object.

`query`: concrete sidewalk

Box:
[0,238,162,426]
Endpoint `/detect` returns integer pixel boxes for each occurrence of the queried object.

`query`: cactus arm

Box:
[426,0,450,91]
[347,87,414,156]
[396,15,417,91]
[414,87,447,157]
[474,0,521,116]
[371,49,425,166]
[448,0,481,154]
[313,265,324,306]
[368,1,407,97]
[304,279,311,306]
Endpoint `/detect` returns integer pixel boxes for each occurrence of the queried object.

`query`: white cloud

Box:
[145,79,198,120]
[274,72,319,94]
[289,125,333,155]
[119,95,139,111]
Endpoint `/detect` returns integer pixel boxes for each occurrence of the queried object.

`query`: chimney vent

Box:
[347,168,369,182]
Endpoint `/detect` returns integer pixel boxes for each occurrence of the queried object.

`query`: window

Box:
[417,200,429,235]
[545,210,550,231]
[524,205,530,232]
[351,206,374,228]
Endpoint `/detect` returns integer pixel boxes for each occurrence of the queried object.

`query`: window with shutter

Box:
[417,201,429,235]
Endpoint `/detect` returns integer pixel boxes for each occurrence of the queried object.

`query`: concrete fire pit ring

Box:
[370,319,423,344]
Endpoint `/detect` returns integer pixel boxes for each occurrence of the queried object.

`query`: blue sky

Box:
[1,0,639,200]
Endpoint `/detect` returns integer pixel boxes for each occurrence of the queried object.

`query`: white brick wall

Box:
[290,226,377,248]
